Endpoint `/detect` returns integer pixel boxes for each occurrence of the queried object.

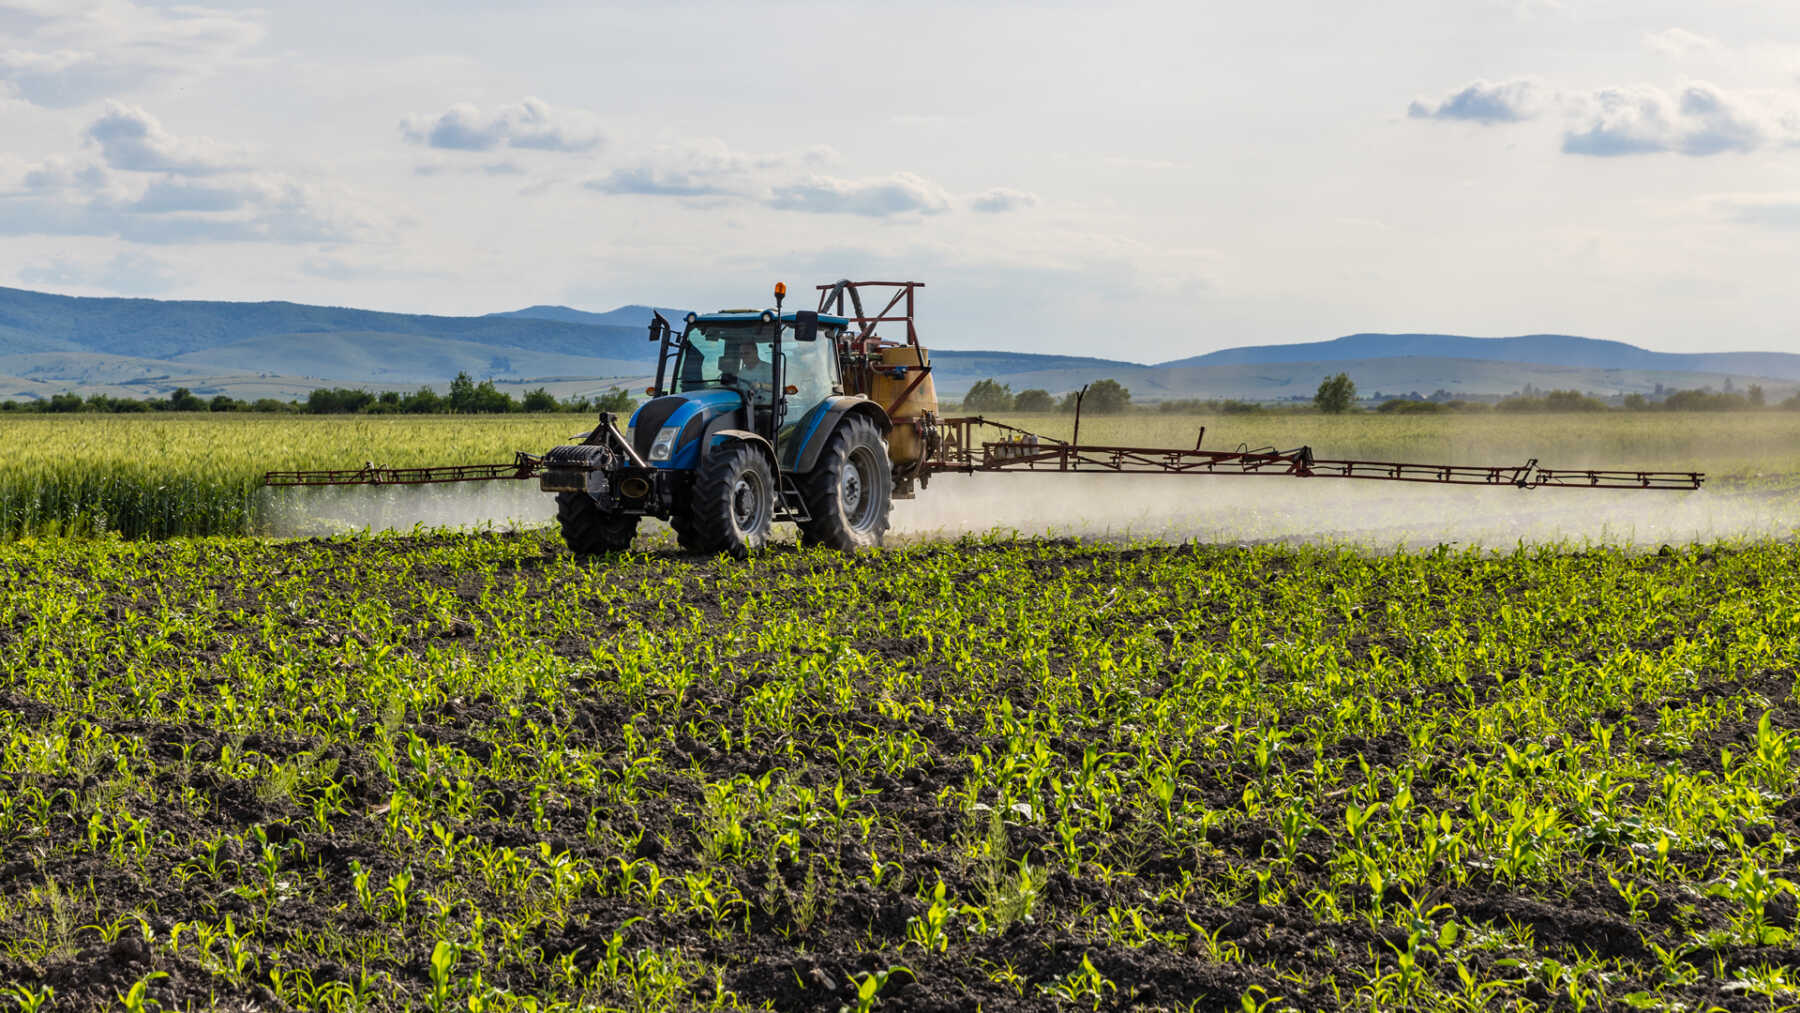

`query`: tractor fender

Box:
[704,429,778,473]
[786,396,892,474]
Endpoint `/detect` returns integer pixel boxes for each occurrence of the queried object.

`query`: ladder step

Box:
[777,476,812,522]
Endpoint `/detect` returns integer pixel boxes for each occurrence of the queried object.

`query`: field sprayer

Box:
[263,280,1707,555]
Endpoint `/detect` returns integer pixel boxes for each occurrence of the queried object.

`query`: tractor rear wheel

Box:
[798,414,892,550]
[685,442,775,556]
[556,492,639,554]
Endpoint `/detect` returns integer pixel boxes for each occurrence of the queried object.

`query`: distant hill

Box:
[487,304,692,329]
[1166,332,1800,382]
[0,285,1795,403]
[0,286,644,361]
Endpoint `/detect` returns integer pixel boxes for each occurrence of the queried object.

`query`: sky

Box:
[1,0,1797,361]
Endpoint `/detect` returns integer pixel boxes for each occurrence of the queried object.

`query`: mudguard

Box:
[784,396,892,474]
[706,429,778,472]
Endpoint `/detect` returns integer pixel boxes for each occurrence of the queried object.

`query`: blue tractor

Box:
[538,280,931,555]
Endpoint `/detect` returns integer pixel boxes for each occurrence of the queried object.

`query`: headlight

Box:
[648,425,681,462]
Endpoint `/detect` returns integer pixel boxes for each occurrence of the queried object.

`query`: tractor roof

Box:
[693,311,851,327]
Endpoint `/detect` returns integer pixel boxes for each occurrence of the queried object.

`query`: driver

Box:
[721,341,775,400]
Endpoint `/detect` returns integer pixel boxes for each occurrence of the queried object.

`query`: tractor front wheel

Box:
[685,442,775,556]
[798,415,892,550]
[556,492,639,554]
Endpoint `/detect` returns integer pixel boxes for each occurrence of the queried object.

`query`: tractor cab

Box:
[671,312,845,416]
[630,308,852,472]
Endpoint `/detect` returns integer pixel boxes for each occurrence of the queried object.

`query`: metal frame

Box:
[264,452,540,487]
[913,416,1704,490]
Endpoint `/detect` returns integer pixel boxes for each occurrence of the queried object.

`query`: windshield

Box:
[674,322,776,401]
[672,321,842,406]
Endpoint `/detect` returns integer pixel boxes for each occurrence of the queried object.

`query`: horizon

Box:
[1,280,1775,365]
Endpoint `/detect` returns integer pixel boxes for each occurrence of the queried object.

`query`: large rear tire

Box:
[556,492,639,554]
[685,442,775,557]
[798,414,892,550]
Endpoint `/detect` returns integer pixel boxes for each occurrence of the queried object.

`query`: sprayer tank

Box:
[869,345,937,466]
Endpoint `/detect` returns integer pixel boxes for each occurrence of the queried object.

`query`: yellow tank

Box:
[869,345,937,465]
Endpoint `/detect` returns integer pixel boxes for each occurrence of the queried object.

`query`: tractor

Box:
[539,281,924,555]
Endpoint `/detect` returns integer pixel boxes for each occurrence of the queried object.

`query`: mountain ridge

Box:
[2,286,1796,401]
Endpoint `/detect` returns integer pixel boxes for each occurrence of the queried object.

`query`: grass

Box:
[1,411,1791,541]
[1,531,1798,1010]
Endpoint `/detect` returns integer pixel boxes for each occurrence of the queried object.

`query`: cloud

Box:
[584,165,737,198]
[299,255,444,282]
[1,106,385,244]
[768,172,953,217]
[1713,194,1800,229]
[1561,83,1800,156]
[127,179,247,214]
[969,187,1039,213]
[583,139,837,200]
[0,2,265,108]
[1407,78,1545,123]
[583,139,1009,218]
[1644,28,1721,59]
[84,101,240,174]
[17,250,179,295]
[1412,75,1800,157]
[399,97,602,153]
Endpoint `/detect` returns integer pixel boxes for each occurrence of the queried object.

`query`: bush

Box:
[1496,389,1610,413]
[1314,373,1356,413]
[1013,388,1054,412]
[306,388,376,414]
[1660,389,1753,411]
[962,379,1014,412]
[1376,399,1445,414]
[590,387,638,413]
[1060,379,1130,414]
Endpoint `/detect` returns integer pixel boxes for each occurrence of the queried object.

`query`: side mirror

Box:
[792,310,818,343]
[649,312,669,343]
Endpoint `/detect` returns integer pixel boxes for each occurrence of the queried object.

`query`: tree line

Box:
[1,372,639,415]
[959,378,1133,413]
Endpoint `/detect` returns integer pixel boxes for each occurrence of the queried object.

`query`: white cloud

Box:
[399,97,603,153]
[1644,28,1721,59]
[1407,78,1546,123]
[583,138,837,200]
[1713,194,1800,229]
[1412,75,1800,157]
[768,172,953,217]
[17,250,178,295]
[1,106,384,244]
[0,2,264,108]
[84,101,240,174]
[1562,82,1800,156]
[969,187,1039,213]
[582,140,967,219]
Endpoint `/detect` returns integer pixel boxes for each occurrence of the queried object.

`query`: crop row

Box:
[2,531,1797,1009]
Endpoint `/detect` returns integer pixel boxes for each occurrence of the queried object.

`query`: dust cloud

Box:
[890,472,1798,549]
[254,472,1796,550]
[255,481,556,538]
